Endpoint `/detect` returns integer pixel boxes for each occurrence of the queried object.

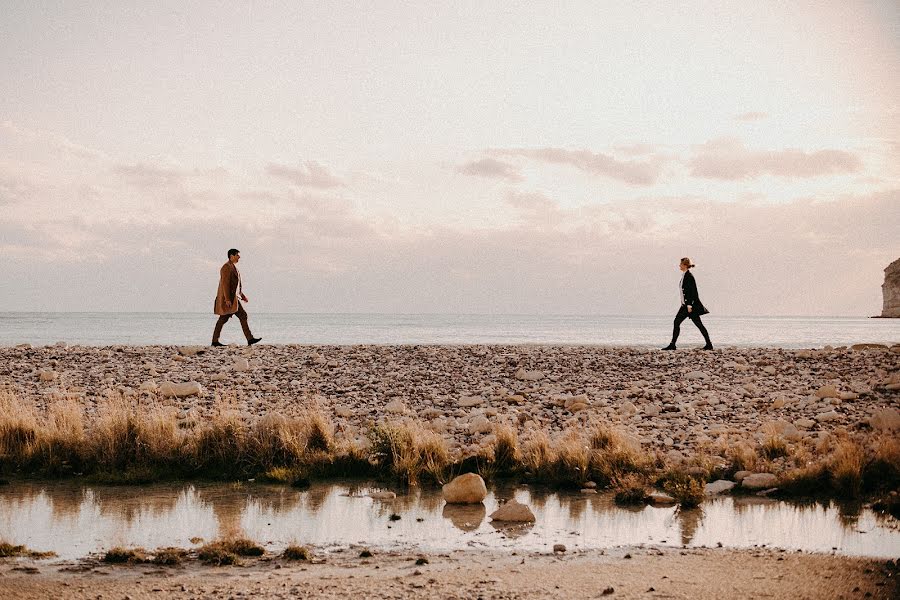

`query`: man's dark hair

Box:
[227,248,240,258]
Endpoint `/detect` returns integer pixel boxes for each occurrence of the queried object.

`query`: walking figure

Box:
[663,257,713,350]
[212,248,262,347]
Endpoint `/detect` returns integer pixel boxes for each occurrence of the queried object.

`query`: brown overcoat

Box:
[214,262,241,316]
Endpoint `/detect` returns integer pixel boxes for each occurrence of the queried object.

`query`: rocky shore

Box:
[1,343,898,462]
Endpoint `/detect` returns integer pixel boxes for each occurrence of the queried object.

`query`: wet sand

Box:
[1,547,897,599]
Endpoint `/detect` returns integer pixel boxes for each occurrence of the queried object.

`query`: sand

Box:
[0,547,897,599]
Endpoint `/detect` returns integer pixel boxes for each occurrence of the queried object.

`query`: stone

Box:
[385,399,406,414]
[552,544,566,553]
[489,499,536,523]
[815,385,839,399]
[771,396,786,409]
[139,380,158,392]
[368,491,396,500]
[869,408,900,432]
[159,381,203,398]
[795,418,815,429]
[880,258,900,317]
[815,410,840,422]
[564,394,590,413]
[178,346,206,356]
[233,357,250,372]
[851,343,887,351]
[839,392,859,401]
[705,480,736,495]
[442,473,487,504]
[648,491,676,505]
[742,473,778,490]
[458,395,484,407]
[620,401,637,417]
[469,415,492,434]
[514,368,544,381]
[335,405,354,418]
[733,470,752,482]
[685,371,707,380]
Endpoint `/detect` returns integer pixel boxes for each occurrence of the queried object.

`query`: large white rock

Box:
[442,473,487,504]
[489,499,536,523]
[880,257,900,317]
[159,381,203,398]
[742,473,778,490]
[705,480,736,495]
[869,408,900,431]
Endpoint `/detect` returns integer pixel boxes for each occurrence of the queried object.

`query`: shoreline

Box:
[1,343,898,502]
[0,546,897,599]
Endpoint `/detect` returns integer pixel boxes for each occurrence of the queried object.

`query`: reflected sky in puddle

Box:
[1,481,897,560]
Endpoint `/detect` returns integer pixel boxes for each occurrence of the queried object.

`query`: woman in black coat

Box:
[663,257,713,350]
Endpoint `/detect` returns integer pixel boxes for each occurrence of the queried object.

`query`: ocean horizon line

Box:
[0,311,886,319]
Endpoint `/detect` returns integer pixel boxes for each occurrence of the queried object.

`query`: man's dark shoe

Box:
[661,344,676,351]
[248,337,262,346]
[211,341,226,347]
[703,343,714,350]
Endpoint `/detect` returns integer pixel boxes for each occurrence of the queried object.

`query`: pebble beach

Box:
[3,342,898,461]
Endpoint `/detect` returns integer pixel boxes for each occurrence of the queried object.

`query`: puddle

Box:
[0,481,897,560]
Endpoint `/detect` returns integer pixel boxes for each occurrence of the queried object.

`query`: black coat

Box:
[681,270,709,316]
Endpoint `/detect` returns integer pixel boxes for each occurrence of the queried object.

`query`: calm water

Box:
[0,481,897,560]
[1,312,899,347]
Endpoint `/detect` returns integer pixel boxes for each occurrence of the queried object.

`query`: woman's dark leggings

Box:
[670,305,711,346]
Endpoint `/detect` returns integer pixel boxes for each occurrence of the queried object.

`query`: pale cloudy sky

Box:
[1,1,898,315]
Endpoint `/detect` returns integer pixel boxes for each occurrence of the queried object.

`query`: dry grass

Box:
[613,474,650,505]
[152,547,189,566]
[0,541,57,560]
[491,423,521,473]
[281,545,311,561]
[198,538,264,565]
[0,389,892,503]
[369,422,449,485]
[760,436,790,460]
[102,547,147,564]
[657,469,705,508]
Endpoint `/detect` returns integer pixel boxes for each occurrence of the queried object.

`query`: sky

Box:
[1,1,898,316]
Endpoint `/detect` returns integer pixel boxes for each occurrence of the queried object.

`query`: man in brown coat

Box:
[212,249,262,347]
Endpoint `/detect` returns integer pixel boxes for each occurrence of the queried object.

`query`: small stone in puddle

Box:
[415,557,428,565]
[553,544,566,553]
[359,550,373,558]
[389,513,401,521]
[602,587,614,595]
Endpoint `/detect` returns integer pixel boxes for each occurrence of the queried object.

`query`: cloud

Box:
[112,163,190,187]
[0,120,108,161]
[493,147,664,185]
[735,111,768,122]
[689,138,862,180]
[457,158,523,182]
[266,160,344,188]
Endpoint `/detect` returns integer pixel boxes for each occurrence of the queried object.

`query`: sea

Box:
[0,313,898,348]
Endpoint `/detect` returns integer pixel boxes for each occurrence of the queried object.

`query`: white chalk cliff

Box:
[882,258,900,317]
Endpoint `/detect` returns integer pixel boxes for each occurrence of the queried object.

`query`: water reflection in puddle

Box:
[1,481,897,560]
